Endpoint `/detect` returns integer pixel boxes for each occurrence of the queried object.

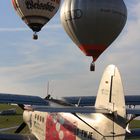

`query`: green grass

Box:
[0,104,29,134]
[130,119,140,129]
[128,120,140,140]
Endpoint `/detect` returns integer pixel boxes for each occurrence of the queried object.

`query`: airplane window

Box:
[37,115,39,120]
[42,117,44,123]
[84,131,87,137]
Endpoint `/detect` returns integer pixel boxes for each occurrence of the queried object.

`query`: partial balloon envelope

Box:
[12,0,61,39]
[60,0,127,71]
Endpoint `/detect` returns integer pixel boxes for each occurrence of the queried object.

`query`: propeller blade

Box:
[18,104,25,110]
[15,122,26,133]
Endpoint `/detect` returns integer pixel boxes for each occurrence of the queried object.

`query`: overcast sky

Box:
[0,0,140,98]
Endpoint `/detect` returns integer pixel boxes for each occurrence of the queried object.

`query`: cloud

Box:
[0,1,140,97]
[0,27,28,32]
[100,1,140,95]
[0,23,61,32]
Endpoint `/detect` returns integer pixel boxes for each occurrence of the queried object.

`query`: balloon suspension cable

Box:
[33,32,38,40]
[90,58,95,71]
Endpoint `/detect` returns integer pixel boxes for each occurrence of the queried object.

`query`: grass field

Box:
[0,104,29,134]
[0,104,140,139]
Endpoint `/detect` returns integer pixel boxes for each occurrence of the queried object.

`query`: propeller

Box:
[18,104,25,110]
[15,104,27,133]
[15,122,26,133]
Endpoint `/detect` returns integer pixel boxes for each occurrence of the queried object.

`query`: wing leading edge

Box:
[0,93,140,115]
[0,93,48,106]
[126,108,140,116]
[0,93,139,106]
[126,129,140,139]
[0,134,37,140]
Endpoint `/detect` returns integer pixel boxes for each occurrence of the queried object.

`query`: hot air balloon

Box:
[60,0,127,71]
[12,0,61,40]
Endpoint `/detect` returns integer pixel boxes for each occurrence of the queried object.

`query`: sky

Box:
[0,0,140,98]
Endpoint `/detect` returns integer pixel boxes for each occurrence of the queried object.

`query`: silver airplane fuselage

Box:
[23,65,126,140]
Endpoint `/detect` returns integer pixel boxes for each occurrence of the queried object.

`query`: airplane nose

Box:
[23,110,32,124]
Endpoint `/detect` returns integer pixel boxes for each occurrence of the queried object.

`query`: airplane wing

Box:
[31,106,113,114]
[0,133,37,140]
[126,129,140,139]
[126,108,140,116]
[0,93,48,106]
[0,93,139,106]
[62,96,96,106]
[125,95,140,105]
[0,93,140,115]
[63,95,140,106]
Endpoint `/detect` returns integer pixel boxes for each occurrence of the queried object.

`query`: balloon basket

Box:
[33,33,38,40]
[90,62,95,71]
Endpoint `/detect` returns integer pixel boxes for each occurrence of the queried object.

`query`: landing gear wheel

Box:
[33,32,38,40]
[90,61,95,71]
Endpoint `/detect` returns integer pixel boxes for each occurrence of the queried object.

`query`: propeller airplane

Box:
[0,65,140,140]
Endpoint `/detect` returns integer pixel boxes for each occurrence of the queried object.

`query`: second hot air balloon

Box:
[60,0,127,71]
[12,0,61,40]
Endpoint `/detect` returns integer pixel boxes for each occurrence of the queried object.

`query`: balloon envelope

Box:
[12,0,60,33]
[60,0,127,61]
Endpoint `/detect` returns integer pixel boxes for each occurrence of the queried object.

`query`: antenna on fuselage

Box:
[46,81,51,99]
